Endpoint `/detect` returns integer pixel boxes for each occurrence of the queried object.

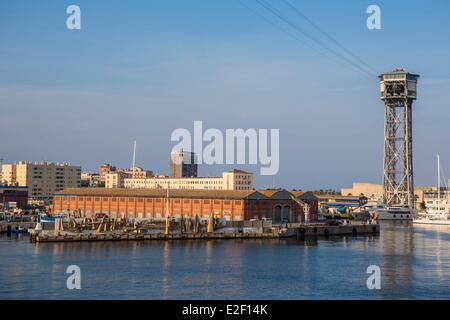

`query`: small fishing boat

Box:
[38,213,55,223]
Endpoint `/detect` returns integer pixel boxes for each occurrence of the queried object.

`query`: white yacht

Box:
[413,155,450,225]
[415,192,450,225]
[372,205,414,221]
[413,214,450,225]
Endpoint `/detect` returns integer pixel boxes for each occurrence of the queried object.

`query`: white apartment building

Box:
[105,171,130,188]
[104,167,153,188]
[1,161,81,201]
[119,169,253,191]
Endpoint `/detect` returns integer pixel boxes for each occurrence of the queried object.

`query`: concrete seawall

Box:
[31,223,380,243]
[287,223,379,237]
[0,221,36,233]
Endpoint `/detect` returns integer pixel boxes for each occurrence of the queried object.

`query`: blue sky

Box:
[1,0,450,190]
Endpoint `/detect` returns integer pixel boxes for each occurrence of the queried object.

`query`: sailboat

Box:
[414,154,450,225]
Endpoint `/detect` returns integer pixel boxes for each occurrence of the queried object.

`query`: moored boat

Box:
[414,155,450,225]
[413,215,450,225]
[371,205,414,221]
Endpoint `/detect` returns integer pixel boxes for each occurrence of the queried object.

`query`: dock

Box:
[30,223,380,243]
[0,221,36,234]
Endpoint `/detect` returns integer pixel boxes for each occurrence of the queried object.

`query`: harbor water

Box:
[1,222,449,299]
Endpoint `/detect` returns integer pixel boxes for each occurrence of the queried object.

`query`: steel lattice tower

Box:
[379,69,419,207]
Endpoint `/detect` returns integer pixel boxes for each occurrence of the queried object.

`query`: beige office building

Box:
[341,182,430,208]
[120,169,253,191]
[1,161,81,201]
[341,183,384,201]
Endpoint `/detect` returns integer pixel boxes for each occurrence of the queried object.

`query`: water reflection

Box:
[378,222,414,298]
[1,224,450,299]
[161,241,170,299]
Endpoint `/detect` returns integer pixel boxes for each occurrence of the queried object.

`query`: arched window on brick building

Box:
[273,205,282,223]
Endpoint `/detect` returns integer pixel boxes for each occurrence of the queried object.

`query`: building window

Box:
[273,205,282,223]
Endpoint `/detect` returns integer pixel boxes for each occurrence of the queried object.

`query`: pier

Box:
[0,221,36,234]
[29,223,379,243]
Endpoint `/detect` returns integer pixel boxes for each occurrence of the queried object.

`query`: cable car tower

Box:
[379,68,419,207]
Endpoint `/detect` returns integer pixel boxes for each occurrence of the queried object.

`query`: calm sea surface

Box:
[1,222,450,299]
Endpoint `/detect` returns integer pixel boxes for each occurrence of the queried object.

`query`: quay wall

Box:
[0,221,36,233]
[32,223,380,243]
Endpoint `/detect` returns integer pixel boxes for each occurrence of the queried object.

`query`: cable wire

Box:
[281,0,378,75]
[253,0,376,78]
[237,0,327,56]
[236,0,353,70]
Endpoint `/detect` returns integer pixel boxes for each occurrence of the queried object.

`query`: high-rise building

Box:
[1,161,81,201]
[170,150,198,178]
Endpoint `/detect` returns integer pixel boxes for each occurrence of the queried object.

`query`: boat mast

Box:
[437,154,441,214]
[132,140,137,188]
[166,182,170,217]
[438,154,441,204]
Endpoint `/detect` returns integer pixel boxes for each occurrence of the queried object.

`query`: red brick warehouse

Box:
[53,188,309,223]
